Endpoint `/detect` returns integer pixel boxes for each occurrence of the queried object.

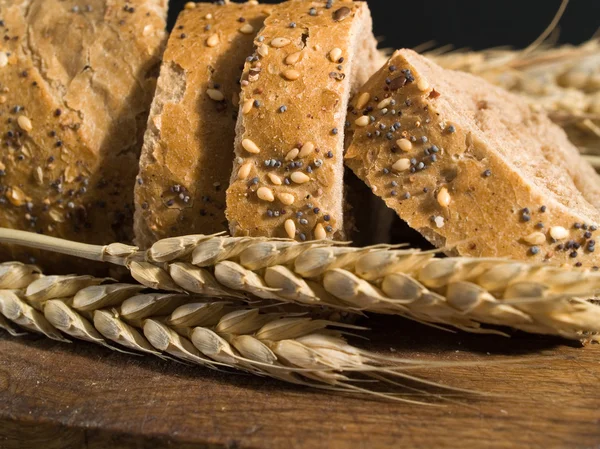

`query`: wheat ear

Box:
[1,228,599,342]
[0,261,480,403]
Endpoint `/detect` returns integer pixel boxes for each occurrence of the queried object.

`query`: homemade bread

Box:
[226,0,381,241]
[134,1,272,248]
[0,0,167,269]
[345,49,600,267]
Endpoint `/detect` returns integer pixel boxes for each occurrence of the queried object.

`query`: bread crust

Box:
[226,0,380,241]
[345,49,600,267]
[0,0,167,270]
[134,1,272,248]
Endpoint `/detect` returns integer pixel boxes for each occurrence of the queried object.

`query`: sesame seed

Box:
[257,187,275,202]
[437,187,451,208]
[291,172,310,184]
[284,219,296,239]
[524,232,546,246]
[282,69,300,81]
[540,205,547,213]
[242,99,254,114]
[329,48,343,62]
[17,115,32,132]
[396,138,412,152]
[309,7,317,16]
[239,23,254,34]
[299,142,315,158]
[299,233,307,241]
[447,125,456,133]
[268,173,283,185]
[355,116,370,127]
[530,246,540,255]
[271,37,291,48]
[585,231,593,239]
[355,92,370,109]
[206,34,219,47]
[242,139,261,154]
[206,89,224,101]
[278,105,288,113]
[314,223,327,240]
[434,216,445,228]
[392,158,411,172]
[417,78,430,91]
[569,251,578,258]
[482,169,492,177]
[574,223,582,229]
[285,148,299,161]
[285,51,302,65]
[333,6,351,21]
[257,44,269,57]
[278,193,295,205]
[550,226,569,240]
[377,98,392,110]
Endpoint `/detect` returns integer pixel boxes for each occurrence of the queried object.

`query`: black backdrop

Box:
[168,0,599,49]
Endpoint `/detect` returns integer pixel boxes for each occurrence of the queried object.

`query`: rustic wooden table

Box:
[1,316,599,449]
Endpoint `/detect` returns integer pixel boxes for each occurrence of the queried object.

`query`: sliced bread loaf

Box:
[226,0,381,241]
[0,0,167,269]
[134,1,272,248]
[345,49,600,267]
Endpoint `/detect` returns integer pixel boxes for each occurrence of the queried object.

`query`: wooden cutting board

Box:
[1,316,599,449]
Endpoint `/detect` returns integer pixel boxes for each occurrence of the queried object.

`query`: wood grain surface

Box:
[1,316,599,449]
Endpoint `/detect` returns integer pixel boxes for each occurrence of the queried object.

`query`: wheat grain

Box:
[0,262,474,402]
[1,229,599,342]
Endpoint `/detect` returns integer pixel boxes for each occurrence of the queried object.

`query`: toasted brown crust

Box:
[226,0,381,241]
[134,1,272,249]
[345,49,600,267]
[0,0,166,271]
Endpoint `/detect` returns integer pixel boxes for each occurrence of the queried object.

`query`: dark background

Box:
[168,0,599,49]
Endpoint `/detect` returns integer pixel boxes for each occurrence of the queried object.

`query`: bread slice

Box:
[345,49,600,267]
[0,0,167,269]
[226,0,381,241]
[134,1,273,249]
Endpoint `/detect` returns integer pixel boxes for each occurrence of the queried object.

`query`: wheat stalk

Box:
[0,261,479,403]
[429,39,600,156]
[1,228,599,342]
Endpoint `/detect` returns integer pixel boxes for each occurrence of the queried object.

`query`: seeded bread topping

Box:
[345,49,600,267]
[0,0,167,270]
[226,0,381,241]
[134,1,271,249]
